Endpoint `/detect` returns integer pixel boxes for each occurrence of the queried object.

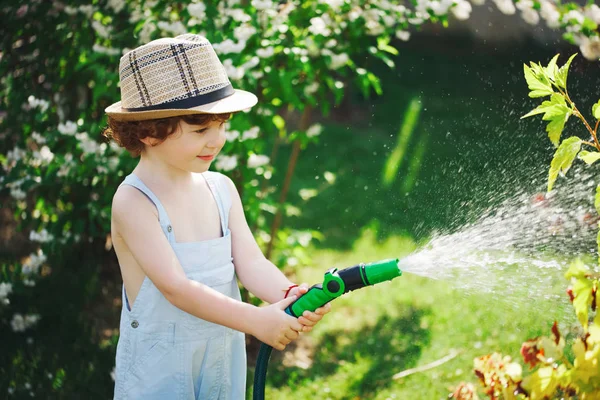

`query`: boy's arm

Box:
[114,185,306,349]
[225,176,298,304]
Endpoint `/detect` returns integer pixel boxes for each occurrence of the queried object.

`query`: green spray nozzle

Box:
[285,258,402,318]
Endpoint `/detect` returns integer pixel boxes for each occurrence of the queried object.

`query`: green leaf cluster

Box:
[521,54,576,147]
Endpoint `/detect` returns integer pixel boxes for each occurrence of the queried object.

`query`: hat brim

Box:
[104,89,258,122]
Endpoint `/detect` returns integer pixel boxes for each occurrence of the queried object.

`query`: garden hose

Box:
[252,258,403,400]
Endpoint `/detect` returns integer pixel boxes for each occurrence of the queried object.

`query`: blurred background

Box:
[2,1,600,399]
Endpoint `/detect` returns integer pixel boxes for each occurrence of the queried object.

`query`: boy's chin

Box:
[189,164,211,173]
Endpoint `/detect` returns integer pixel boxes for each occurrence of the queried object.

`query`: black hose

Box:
[252,343,273,400]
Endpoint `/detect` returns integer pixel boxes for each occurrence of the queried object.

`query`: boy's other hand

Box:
[297,302,331,333]
[286,282,332,333]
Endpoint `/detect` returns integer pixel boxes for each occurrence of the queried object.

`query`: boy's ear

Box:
[139,137,159,146]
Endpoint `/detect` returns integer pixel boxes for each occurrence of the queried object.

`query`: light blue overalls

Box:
[113,171,246,400]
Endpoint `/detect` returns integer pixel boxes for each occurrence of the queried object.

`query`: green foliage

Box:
[548,136,582,191]
[452,53,600,400]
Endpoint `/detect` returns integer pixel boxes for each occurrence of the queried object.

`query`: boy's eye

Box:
[195,128,208,133]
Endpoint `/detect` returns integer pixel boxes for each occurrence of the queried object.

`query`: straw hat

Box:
[105,34,258,121]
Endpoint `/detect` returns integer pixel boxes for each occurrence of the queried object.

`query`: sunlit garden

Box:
[2,1,600,399]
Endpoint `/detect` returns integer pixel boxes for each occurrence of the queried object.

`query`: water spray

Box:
[253,258,403,400]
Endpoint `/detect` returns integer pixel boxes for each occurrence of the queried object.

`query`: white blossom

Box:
[227,9,251,23]
[10,188,26,200]
[23,279,35,287]
[75,132,102,155]
[348,7,362,21]
[157,21,187,36]
[215,155,238,171]
[493,0,516,15]
[521,8,540,25]
[328,53,349,70]
[11,313,41,333]
[452,0,472,20]
[540,1,560,28]
[364,9,385,36]
[139,21,156,43]
[234,24,257,42]
[471,0,485,5]
[241,56,260,71]
[297,232,312,247]
[38,146,54,164]
[431,0,454,16]
[396,30,411,41]
[27,96,49,112]
[58,120,77,136]
[251,0,273,11]
[63,6,77,15]
[299,188,318,200]
[585,4,600,24]
[225,130,240,142]
[212,39,246,54]
[307,124,323,138]
[22,249,46,275]
[222,59,245,80]
[6,146,26,165]
[580,35,600,61]
[79,5,95,17]
[187,3,206,19]
[0,282,13,302]
[304,82,319,96]
[256,46,274,58]
[30,229,54,243]
[111,367,116,381]
[247,154,270,168]
[93,44,121,56]
[30,132,46,144]
[241,126,260,141]
[92,20,111,39]
[563,10,584,26]
[308,17,331,37]
[108,0,126,13]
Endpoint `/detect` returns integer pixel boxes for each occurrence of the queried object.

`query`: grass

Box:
[248,228,574,399]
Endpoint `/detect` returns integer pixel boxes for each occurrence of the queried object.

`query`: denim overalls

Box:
[113,171,246,400]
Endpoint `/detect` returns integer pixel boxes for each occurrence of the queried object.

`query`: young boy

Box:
[103,34,330,399]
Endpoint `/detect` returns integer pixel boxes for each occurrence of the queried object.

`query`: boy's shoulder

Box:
[111,183,158,220]
[202,171,235,190]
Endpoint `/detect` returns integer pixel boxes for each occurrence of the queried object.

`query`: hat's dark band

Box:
[123,84,235,112]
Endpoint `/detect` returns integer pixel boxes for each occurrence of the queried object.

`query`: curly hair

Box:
[102,113,232,157]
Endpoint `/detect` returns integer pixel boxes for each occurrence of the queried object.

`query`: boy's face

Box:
[143,118,227,173]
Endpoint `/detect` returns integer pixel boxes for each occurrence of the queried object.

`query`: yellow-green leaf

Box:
[565,259,590,280]
[593,100,600,120]
[556,53,577,89]
[579,150,600,165]
[545,54,560,82]
[524,64,553,98]
[522,366,558,400]
[573,277,594,329]
[548,137,582,191]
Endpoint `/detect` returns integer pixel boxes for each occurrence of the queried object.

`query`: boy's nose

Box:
[207,127,226,148]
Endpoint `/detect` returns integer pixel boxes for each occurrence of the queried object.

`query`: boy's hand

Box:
[252,295,303,351]
[286,283,332,333]
[297,302,331,332]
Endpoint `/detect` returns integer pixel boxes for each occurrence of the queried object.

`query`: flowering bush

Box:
[450,53,600,399]
[1,0,599,397]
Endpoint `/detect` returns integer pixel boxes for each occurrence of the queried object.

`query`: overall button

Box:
[131,320,139,328]
[167,225,172,232]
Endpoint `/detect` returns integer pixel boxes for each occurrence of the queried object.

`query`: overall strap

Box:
[119,174,175,241]
[203,171,231,234]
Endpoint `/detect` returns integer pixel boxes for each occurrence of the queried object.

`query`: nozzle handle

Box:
[285,284,335,317]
